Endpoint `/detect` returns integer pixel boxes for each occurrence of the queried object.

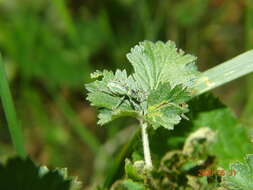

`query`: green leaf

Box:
[97,109,114,125]
[86,41,199,129]
[111,179,147,190]
[192,107,253,169]
[222,154,253,190]
[85,69,140,125]
[85,70,115,94]
[147,93,252,166]
[56,168,82,190]
[97,108,139,125]
[124,159,145,182]
[146,83,190,130]
[0,157,81,190]
[126,41,199,91]
[86,90,130,110]
[147,83,190,106]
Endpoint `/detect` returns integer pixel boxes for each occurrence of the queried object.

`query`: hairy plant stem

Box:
[140,119,153,169]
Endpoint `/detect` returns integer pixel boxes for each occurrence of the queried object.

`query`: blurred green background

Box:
[0,0,253,187]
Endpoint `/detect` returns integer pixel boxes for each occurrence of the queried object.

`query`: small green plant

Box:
[86,41,200,169]
[85,40,253,171]
[222,154,253,190]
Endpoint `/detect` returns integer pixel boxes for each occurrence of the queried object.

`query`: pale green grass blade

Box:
[0,55,26,158]
[193,50,253,95]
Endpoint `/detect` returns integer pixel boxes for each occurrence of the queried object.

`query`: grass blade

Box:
[193,50,253,95]
[0,55,26,158]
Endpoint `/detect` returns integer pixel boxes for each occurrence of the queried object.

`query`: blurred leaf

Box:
[192,103,253,168]
[0,157,81,190]
[54,94,101,153]
[0,4,111,87]
[172,0,208,27]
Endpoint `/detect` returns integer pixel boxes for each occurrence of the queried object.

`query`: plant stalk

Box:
[140,119,152,169]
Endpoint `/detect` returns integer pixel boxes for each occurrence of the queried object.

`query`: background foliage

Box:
[0,0,253,188]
